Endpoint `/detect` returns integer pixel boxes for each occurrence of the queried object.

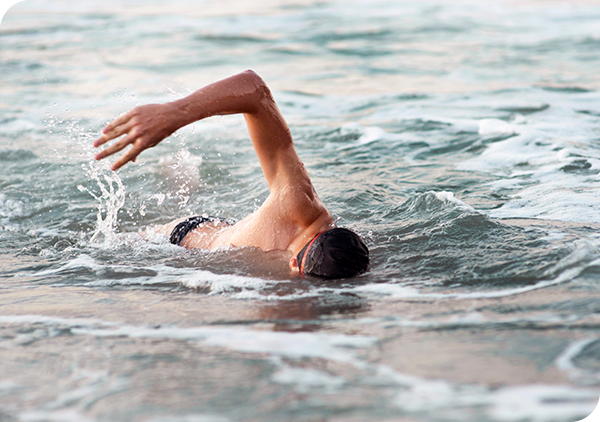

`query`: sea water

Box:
[1,0,600,421]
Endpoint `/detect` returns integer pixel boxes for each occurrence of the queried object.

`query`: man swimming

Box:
[93,70,369,278]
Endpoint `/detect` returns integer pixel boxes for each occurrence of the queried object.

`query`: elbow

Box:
[242,69,264,85]
[241,69,274,106]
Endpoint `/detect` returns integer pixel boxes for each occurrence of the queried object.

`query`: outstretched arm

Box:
[93,70,309,194]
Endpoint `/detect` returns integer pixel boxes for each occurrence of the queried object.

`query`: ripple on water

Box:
[2,1,600,420]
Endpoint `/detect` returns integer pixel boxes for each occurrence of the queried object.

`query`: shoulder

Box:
[269,182,331,230]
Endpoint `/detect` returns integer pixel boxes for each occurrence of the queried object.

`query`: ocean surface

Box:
[1,0,600,421]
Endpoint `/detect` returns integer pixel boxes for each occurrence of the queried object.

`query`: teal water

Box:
[1,0,600,421]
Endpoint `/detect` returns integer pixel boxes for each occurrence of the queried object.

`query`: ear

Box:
[289,256,299,272]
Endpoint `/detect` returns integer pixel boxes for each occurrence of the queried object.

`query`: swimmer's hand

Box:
[93,103,181,171]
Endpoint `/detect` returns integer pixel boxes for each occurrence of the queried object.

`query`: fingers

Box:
[103,111,132,135]
[92,106,156,170]
[93,120,135,148]
[94,133,135,160]
[93,133,114,148]
[111,144,143,171]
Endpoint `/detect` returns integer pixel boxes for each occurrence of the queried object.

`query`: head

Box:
[289,228,369,279]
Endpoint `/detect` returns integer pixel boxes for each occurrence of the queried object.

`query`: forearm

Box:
[168,70,269,129]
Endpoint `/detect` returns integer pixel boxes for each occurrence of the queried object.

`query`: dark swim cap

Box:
[297,228,369,279]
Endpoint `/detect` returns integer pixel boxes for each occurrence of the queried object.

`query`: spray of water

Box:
[158,148,203,208]
[78,162,126,243]
[47,89,200,244]
[57,117,127,244]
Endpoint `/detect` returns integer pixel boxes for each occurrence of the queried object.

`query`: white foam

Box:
[547,240,600,276]
[391,370,598,422]
[33,252,287,297]
[394,376,482,411]
[34,254,102,276]
[457,101,600,224]
[364,359,599,422]
[489,185,600,223]
[343,275,571,301]
[346,124,390,147]
[26,227,62,238]
[432,191,477,212]
[0,193,25,221]
[478,118,517,136]
[458,131,548,174]
[0,314,117,328]
[3,314,598,420]
[78,263,280,297]
[556,337,600,386]
[178,270,274,295]
[19,410,95,422]
[72,324,377,363]
[0,314,375,364]
[272,366,345,393]
[488,385,598,422]
[346,244,593,302]
[356,310,586,333]
[143,415,230,422]
[352,283,421,297]
[227,287,330,301]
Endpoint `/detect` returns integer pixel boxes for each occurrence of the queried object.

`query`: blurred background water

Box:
[1,0,600,421]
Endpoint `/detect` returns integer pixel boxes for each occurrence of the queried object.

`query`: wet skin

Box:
[93,70,334,273]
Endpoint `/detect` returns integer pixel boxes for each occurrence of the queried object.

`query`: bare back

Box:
[158,183,333,254]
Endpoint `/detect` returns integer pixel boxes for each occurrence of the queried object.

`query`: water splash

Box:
[78,162,126,244]
[158,148,203,207]
[60,118,127,244]
[44,108,128,244]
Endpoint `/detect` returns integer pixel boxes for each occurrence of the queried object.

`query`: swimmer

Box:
[93,70,369,278]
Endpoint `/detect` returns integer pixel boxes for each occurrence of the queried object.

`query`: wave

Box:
[1,314,597,421]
